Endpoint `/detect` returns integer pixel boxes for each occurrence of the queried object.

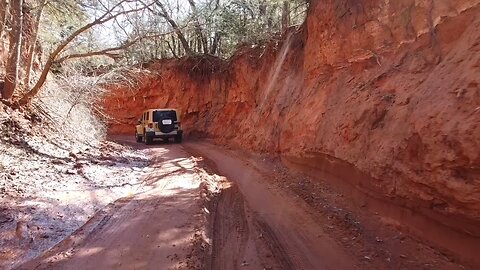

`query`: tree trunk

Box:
[169,35,177,57]
[155,1,192,55]
[192,37,196,53]
[186,0,208,54]
[210,32,220,55]
[177,37,182,56]
[0,0,7,39]
[217,38,222,57]
[154,37,158,59]
[281,0,291,32]
[2,0,23,100]
[167,37,178,58]
[24,0,46,89]
[159,36,165,58]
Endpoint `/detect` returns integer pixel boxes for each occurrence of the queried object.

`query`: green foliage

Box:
[114,0,308,62]
[37,0,308,69]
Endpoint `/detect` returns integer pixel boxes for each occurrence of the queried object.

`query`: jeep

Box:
[135,109,183,144]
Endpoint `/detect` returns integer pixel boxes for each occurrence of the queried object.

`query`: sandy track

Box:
[17,142,210,270]
[190,141,470,270]
[209,183,292,270]
[17,138,359,270]
[185,142,358,270]
[15,138,465,270]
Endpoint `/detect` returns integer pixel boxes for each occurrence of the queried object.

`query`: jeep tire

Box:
[145,134,153,145]
[174,134,182,143]
[135,132,142,143]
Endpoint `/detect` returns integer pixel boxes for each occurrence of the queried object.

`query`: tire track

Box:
[210,184,292,270]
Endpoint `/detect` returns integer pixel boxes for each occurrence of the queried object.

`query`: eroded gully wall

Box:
[104,0,480,265]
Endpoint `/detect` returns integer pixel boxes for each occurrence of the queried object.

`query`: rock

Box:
[0,214,13,224]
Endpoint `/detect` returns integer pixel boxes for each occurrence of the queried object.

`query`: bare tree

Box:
[152,0,192,55]
[0,0,308,103]
[186,0,208,54]
[167,35,179,58]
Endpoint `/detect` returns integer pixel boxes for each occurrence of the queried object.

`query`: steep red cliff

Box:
[103,0,480,265]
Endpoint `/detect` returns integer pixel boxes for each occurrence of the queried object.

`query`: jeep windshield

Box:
[153,110,177,122]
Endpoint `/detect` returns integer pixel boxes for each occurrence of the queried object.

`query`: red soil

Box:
[103,0,480,266]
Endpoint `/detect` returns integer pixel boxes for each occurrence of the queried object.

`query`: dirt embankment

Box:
[103,0,480,266]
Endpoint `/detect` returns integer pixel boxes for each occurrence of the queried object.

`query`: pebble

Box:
[66,169,77,175]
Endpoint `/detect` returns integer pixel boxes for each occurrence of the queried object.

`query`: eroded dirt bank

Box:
[103,0,480,266]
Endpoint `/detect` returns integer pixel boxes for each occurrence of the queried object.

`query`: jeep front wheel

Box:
[174,134,182,143]
[135,132,142,143]
[145,134,153,145]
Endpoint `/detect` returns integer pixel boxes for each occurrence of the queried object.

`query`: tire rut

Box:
[186,142,361,270]
[211,184,250,270]
[211,184,294,270]
[254,218,296,270]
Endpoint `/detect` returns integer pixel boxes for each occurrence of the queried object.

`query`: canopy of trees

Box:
[0,0,307,103]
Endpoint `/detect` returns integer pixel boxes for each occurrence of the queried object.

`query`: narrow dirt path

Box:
[209,182,301,270]
[185,142,359,270]
[17,142,211,270]
[186,141,466,270]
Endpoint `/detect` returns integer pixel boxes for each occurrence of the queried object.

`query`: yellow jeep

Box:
[135,109,183,144]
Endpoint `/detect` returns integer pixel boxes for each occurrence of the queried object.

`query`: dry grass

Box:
[32,71,107,145]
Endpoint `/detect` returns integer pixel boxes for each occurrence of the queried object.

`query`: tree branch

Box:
[18,0,156,105]
[143,0,193,55]
[55,31,174,63]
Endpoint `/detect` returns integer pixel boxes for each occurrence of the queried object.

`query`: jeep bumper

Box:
[145,130,183,138]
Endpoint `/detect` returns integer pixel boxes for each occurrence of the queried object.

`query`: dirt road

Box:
[185,142,358,270]
[16,138,467,270]
[17,141,214,270]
